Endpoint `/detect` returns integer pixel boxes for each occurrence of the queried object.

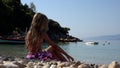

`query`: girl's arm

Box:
[43,33,74,61]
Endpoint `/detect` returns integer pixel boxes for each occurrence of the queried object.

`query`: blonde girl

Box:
[25,13,74,61]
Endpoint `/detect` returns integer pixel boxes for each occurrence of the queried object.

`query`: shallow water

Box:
[0,40,120,64]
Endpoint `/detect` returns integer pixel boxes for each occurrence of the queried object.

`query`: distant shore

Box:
[0,55,120,68]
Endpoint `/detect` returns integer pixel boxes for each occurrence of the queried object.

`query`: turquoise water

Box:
[0,40,120,64]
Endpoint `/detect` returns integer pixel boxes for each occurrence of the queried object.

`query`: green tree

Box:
[29,2,36,12]
[0,0,34,35]
[0,0,72,41]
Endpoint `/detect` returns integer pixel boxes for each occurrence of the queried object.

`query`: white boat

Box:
[0,39,25,44]
[84,41,98,45]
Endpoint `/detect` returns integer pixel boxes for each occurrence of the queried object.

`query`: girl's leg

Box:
[44,46,67,61]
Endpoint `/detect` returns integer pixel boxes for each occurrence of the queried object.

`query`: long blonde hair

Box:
[25,13,49,51]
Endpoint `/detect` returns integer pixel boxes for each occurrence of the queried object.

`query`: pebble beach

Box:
[0,55,120,68]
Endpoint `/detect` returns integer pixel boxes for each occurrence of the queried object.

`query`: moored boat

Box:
[84,41,99,45]
[0,38,25,44]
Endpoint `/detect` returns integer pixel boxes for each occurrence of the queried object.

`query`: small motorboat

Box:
[0,38,25,44]
[84,41,99,45]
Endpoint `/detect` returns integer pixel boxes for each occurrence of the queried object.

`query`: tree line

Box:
[0,0,70,40]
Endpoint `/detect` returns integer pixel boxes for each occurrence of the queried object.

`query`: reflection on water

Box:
[0,40,120,64]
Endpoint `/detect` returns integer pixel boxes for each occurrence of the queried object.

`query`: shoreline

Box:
[0,55,120,68]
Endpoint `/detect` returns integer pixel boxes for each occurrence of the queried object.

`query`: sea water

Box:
[0,40,120,64]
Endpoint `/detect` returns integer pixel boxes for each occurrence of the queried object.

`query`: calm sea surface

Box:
[0,40,120,64]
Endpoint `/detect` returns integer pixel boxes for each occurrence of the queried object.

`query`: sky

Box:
[21,0,120,39]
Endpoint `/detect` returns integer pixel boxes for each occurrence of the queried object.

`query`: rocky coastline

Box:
[0,55,120,68]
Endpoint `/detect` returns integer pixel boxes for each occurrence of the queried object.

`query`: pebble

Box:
[3,61,19,68]
[0,56,120,68]
[78,64,90,68]
[108,61,120,68]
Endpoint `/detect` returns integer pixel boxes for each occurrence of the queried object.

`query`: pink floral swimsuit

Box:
[26,51,56,61]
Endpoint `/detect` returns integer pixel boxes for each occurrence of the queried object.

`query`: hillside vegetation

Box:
[0,0,81,41]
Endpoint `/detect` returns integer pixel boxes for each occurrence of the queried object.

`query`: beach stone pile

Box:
[0,56,120,68]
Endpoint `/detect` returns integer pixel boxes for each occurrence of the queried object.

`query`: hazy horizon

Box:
[21,0,120,39]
